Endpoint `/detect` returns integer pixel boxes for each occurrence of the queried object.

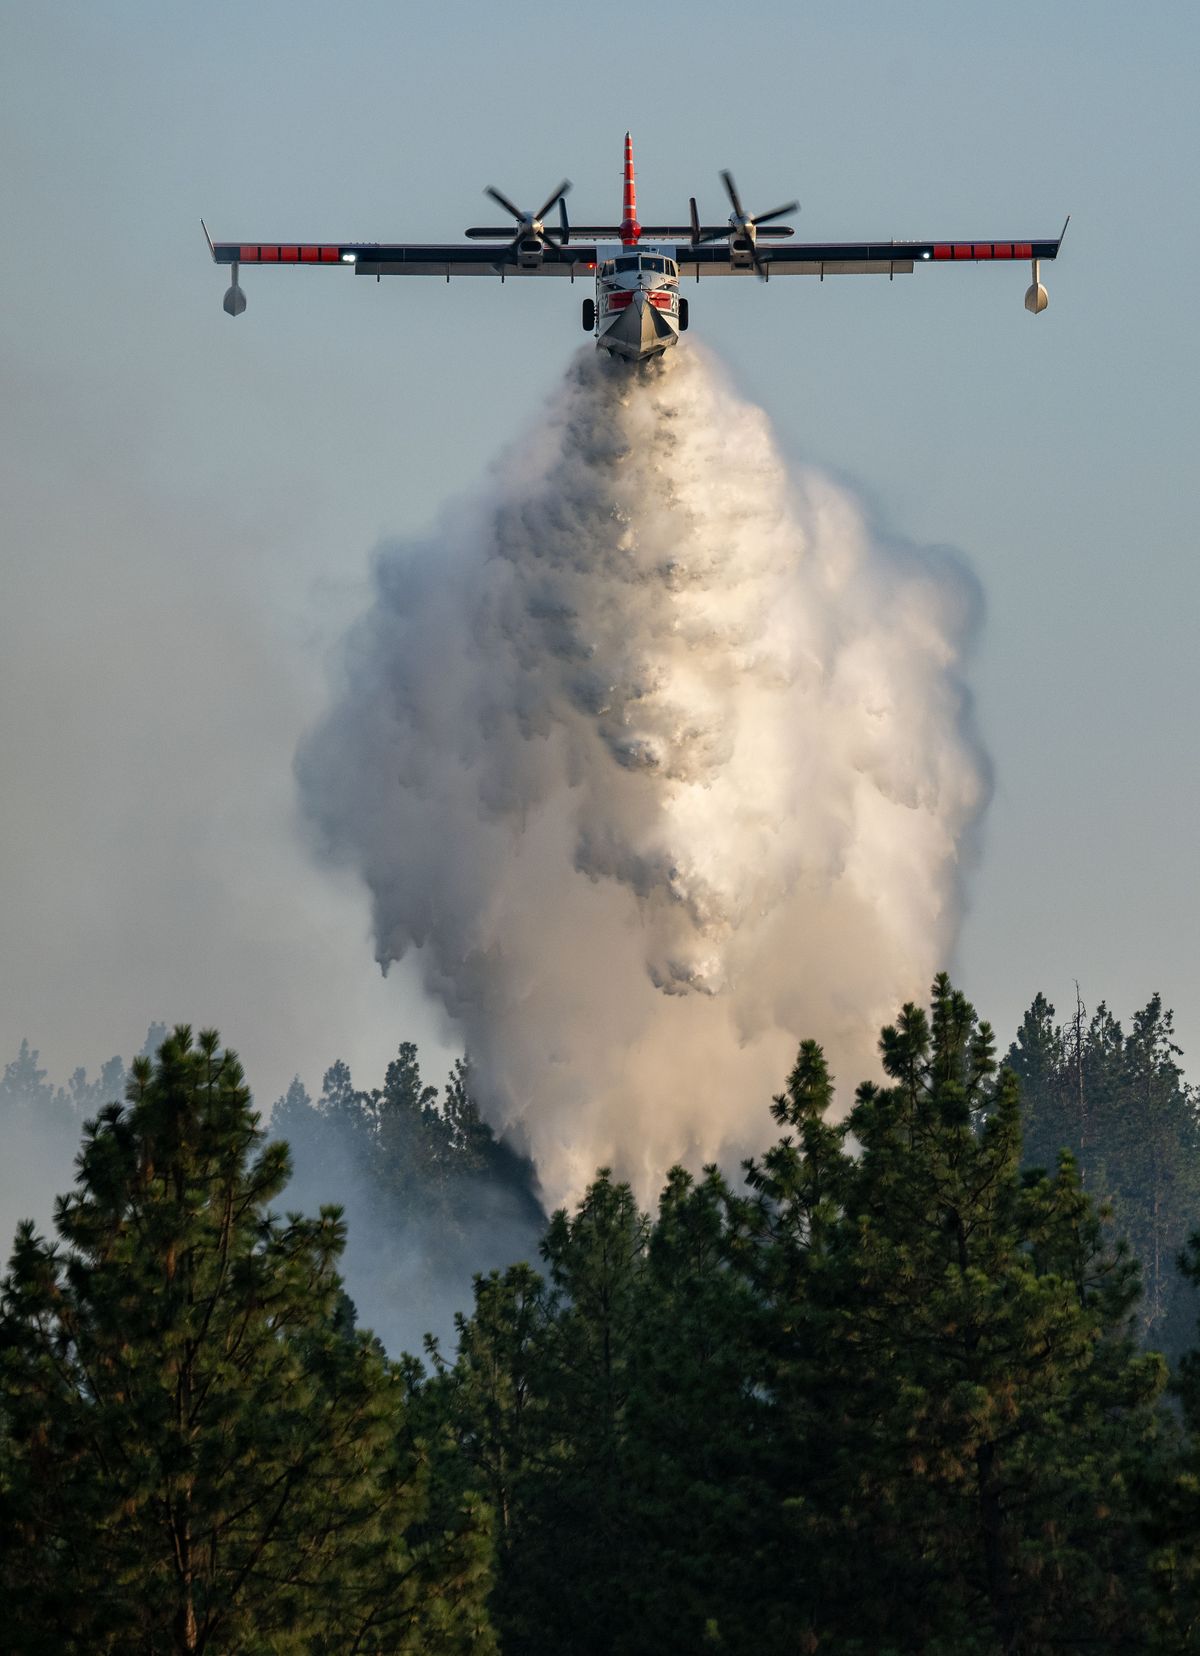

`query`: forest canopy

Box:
[4,977,1200,1653]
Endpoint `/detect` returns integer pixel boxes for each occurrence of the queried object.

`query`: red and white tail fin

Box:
[619,132,641,246]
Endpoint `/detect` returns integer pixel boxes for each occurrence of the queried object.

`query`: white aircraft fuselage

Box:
[587,134,683,362]
[593,246,682,361]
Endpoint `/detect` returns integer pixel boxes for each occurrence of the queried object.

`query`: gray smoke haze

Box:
[329,1171,541,1357]
[0,1034,541,1358]
[0,355,450,1271]
[298,345,990,1207]
[273,1073,543,1357]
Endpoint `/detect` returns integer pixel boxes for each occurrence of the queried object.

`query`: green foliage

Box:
[8,981,1200,1653]
[432,1167,771,1656]
[0,1026,494,1655]
[795,977,1166,1652]
[433,978,1175,1654]
[1009,989,1200,1353]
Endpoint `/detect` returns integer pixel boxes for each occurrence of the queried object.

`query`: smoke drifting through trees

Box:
[0,1037,140,1249]
[272,1048,543,1356]
[298,345,990,1205]
[0,1031,544,1360]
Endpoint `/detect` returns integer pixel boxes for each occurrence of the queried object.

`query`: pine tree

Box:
[821,980,1163,1649]
[270,1075,324,1167]
[1145,1236,1200,1651]
[63,1055,127,1117]
[622,1165,774,1655]
[443,1058,493,1168]
[0,1026,494,1655]
[1008,991,1200,1355]
[1006,992,1069,1171]
[0,1040,56,1113]
[422,983,1184,1652]
[524,1173,649,1654]
[440,1059,544,1238]
[318,1055,375,1145]
[439,1167,778,1655]
[375,1041,447,1205]
[736,980,1167,1651]
[423,1261,549,1646]
[737,1038,859,1651]
[1114,997,1200,1345]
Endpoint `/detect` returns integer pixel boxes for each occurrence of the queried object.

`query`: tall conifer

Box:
[0,1027,493,1655]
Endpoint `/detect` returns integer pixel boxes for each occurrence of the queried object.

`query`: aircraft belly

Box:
[598,293,678,361]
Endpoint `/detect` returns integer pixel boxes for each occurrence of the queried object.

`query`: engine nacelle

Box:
[516,234,546,269]
[727,219,757,268]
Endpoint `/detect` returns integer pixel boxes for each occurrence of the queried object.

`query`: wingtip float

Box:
[205,135,1069,363]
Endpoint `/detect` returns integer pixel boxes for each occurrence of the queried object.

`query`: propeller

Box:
[483,178,572,257]
[691,171,799,278]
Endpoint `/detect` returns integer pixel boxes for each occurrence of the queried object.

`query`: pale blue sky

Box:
[2,0,1199,1103]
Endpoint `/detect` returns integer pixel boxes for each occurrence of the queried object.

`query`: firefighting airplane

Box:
[204,134,1068,364]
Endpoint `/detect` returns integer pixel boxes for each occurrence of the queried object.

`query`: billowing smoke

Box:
[297,345,988,1207]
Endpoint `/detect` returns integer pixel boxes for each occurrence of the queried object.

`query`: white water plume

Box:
[297,345,989,1206]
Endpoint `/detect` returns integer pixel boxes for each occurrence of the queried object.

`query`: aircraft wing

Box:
[206,234,601,277]
[674,226,1068,277]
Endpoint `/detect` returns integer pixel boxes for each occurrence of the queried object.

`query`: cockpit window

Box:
[607,255,677,278]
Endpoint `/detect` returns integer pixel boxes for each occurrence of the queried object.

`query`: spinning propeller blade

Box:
[535,180,572,223]
[684,170,801,277]
[483,178,573,257]
[720,170,746,219]
[754,201,800,225]
[484,185,524,220]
